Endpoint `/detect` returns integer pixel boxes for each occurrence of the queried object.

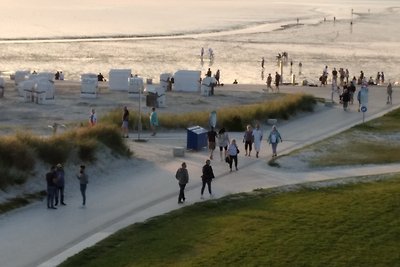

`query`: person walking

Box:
[252,123,263,158]
[76,165,89,207]
[266,73,273,92]
[201,159,215,199]
[268,125,283,157]
[149,107,159,136]
[340,88,351,111]
[54,163,66,206]
[387,82,393,104]
[207,127,217,160]
[121,106,129,138]
[227,139,239,172]
[261,57,265,68]
[243,124,254,156]
[217,127,230,161]
[89,108,97,127]
[274,72,281,92]
[46,166,57,209]
[175,162,189,204]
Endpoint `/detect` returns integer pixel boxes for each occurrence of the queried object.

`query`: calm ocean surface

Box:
[0,0,399,84]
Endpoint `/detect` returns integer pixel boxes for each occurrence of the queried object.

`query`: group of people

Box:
[119,106,159,138]
[46,164,88,209]
[54,71,64,80]
[265,72,281,93]
[176,124,283,203]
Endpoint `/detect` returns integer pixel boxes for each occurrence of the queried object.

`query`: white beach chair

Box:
[80,76,98,98]
[35,79,55,104]
[128,76,144,97]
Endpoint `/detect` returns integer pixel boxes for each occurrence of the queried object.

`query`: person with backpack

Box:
[268,125,283,157]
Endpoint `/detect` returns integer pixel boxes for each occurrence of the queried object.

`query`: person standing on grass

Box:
[54,163,66,206]
[227,139,239,172]
[243,124,254,157]
[121,106,129,138]
[77,165,89,207]
[149,107,159,136]
[252,123,263,158]
[175,162,189,204]
[201,159,215,199]
[217,127,230,161]
[268,125,282,157]
[207,127,217,160]
[46,166,57,209]
[89,108,97,127]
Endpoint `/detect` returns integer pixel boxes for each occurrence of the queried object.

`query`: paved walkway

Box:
[0,85,398,267]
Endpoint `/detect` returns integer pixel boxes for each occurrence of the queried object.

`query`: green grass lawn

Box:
[60,175,400,267]
[284,107,400,168]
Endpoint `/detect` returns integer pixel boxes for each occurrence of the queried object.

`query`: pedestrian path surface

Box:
[0,86,398,267]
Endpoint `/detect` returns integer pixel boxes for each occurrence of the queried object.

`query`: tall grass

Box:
[99,94,316,131]
[0,125,131,189]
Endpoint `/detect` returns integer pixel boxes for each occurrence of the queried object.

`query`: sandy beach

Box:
[0,79,281,136]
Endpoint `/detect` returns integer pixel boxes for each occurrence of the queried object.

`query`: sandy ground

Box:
[0,79,282,136]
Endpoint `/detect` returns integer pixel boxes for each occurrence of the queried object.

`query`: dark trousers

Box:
[55,186,64,204]
[201,179,212,195]
[80,184,87,205]
[229,155,238,169]
[178,183,186,202]
[47,186,56,208]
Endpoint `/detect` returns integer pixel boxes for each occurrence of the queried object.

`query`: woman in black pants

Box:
[227,139,239,171]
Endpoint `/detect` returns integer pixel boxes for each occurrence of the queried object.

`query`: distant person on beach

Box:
[266,73,273,91]
[207,127,217,160]
[243,124,254,157]
[268,125,282,157]
[376,72,381,85]
[387,82,393,104]
[274,72,281,92]
[121,106,129,138]
[215,69,220,86]
[227,139,239,171]
[97,73,104,82]
[76,165,88,207]
[206,68,212,77]
[149,107,159,136]
[89,108,97,126]
[381,72,385,84]
[175,162,189,204]
[59,71,64,81]
[201,159,215,199]
[332,68,338,84]
[55,71,60,80]
[261,57,265,68]
[217,127,230,161]
[233,79,238,84]
[46,166,57,209]
[252,123,263,158]
[54,163,66,206]
[201,47,204,59]
[299,62,302,74]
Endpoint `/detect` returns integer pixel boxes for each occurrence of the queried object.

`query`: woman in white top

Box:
[227,139,239,171]
[252,123,263,158]
[217,128,230,161]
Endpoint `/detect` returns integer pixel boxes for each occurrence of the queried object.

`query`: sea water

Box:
[0,0,399,85]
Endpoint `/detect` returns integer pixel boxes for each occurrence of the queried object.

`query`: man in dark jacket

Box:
[46,166,57,209]
[201,159,215,199]
[176,162,189,204]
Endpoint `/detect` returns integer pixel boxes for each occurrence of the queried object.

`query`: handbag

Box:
[225,156,230,163]
[236,147,240,154]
